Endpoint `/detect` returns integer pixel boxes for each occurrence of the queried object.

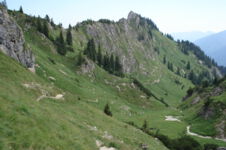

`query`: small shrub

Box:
[104,104,112,117]
[204,144,218,150]
[108,142,120,149]
[48,57,56,64]
[142,120,148,132]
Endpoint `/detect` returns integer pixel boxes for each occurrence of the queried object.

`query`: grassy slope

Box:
[0,29,169,149]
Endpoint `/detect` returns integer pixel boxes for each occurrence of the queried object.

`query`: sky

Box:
[6,0,226,33]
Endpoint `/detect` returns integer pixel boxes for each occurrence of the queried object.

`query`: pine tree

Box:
[110,54,115,73]
[103,54,110,71]
[66,24,73,46]
[97,45,102,66]
[167,62,173,71]
[104,104,112,116]
[36,16,42,33]
[58,31,65,45]
[115,56,122,72]
[167,62,170,70]
[171,63,174,71]
[50,18,55,27]
[19,6,23,13]
[188,70,197,84]
[163,55,166,64]
[84,39,96,62]
[56,31,66,55]
[142,120,148,132]
[42,21,49,38]
[186,61,191,70]
[45,15,50,22]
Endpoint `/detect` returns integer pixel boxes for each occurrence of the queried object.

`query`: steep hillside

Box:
[73,11,223,106]
[1,5,226,150]
[195,30,226,66]
[181,78,226,140]
[0,7,169,150]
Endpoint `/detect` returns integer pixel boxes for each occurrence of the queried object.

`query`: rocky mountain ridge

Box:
[0,6,34,70]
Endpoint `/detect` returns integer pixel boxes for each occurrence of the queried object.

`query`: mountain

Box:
[195,30,226,66]
[171,31,214,42]
[1,5,226,150]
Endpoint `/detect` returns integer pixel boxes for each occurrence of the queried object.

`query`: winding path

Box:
[164,116,226,143]
[186,126,226,142]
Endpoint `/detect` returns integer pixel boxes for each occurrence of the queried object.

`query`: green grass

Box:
[190,118,217,136]
[0,48,168,150]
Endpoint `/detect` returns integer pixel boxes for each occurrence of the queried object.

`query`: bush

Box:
[156,134,202,150]
[142,120,148,132]
[104,104,112,117]
[156,134,172,148]
[172,136,202,150]
[204,144,218,150]
[108,142,120,149]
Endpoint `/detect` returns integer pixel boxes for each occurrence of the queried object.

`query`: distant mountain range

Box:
[195,30,226,66]
[171,31,214,42]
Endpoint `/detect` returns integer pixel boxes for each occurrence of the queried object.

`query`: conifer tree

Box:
[167,62,173,71]
[115,56,122,72]
[167,62,170,70]
[84,39,96,62]
[163,55,166,64]
[104,104,112,116]
[19,6,23,13]
[97,45,102,66]
[56,31,66,55]
[36,16,42,33]
[110,54,115,73]
[187,61,191,70]
[176,67,181,76]
[66,24,73,46]
[42,21,49,38]
[50,18,55,27]
[103,54,109,70]
[188,70,197,84]
[45,15,50,22]
[142,120,148,132]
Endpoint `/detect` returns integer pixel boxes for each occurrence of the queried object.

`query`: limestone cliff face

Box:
[83,11,156,74]
[0,6,35,69]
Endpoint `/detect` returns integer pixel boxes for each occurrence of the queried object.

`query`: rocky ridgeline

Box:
[0,6,35,70]
[83,11,156,74]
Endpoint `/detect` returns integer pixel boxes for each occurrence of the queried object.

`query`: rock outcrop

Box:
[83,11,156,74]
[0,6,35,69]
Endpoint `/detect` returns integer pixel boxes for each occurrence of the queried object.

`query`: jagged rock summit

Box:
[127,11,140,20]
[0,6,35,70]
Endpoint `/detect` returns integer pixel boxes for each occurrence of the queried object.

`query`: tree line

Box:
[35,15,73,56]
[163,55,214,85]
[9,4,74,56]
[82,39,123,76]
